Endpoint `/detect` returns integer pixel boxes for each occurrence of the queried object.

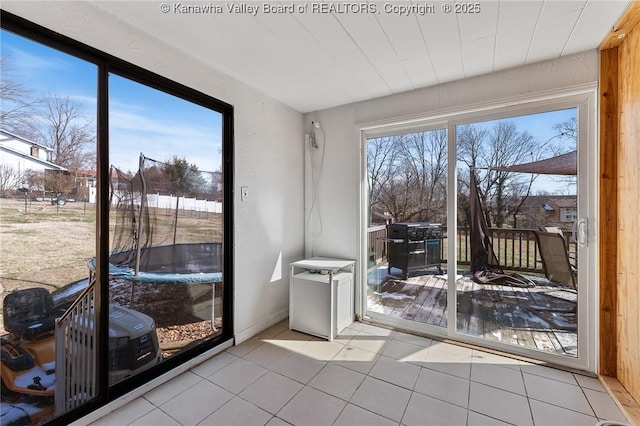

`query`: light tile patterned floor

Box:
[87,321,629,426]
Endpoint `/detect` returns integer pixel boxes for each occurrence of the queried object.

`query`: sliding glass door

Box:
[361,92,596,369]
[365,126,449,335]
[454,108,581,358]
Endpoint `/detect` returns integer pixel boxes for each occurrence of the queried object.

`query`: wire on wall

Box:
[308,121,325,250]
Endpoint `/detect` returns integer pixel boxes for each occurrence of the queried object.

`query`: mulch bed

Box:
[109,278,223,357]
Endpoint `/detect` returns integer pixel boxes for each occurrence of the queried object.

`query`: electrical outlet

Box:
[241,186,248,201]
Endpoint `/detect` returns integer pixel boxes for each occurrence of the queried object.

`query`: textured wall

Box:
[304,51,599,264]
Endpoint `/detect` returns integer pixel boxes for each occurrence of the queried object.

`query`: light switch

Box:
[241,186,248,201]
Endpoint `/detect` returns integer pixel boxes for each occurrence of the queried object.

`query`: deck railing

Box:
[55,277,98,414]
[367,225,570,274]
[454,227,542,273]
[367,225,387,266]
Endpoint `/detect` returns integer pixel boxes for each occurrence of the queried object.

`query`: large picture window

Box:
[1,12,233,425]
[107,74,225,385]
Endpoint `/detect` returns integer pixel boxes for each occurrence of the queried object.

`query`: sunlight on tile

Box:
[332,346,380,374]
[296,340,344,360]
[369,355,421,389]
[347,332,389,354]
[263,337,310,353]
[86,321,632,426]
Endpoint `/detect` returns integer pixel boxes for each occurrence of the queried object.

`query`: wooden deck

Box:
[367,268,577,357]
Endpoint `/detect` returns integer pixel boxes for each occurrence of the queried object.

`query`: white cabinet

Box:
[289,258,355,341]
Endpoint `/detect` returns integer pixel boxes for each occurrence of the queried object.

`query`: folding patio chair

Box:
[534,230,577,290]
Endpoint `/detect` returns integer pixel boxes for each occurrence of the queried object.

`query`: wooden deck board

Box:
[402,281,431,321]
[367,270,578,357]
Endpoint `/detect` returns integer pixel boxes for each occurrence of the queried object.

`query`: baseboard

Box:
[234,308,289,344]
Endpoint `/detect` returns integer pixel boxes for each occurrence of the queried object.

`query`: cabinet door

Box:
[334,274,353,333]
[290,273,331,339]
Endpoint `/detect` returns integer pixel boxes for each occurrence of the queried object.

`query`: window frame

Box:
[1,10,235,424]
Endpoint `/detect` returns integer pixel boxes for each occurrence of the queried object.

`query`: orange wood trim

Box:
[616,23,640,404]
[600,375,640,425]
[600,0,640,50]
[598,47,619,377]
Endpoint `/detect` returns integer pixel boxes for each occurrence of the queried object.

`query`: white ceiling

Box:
[94,1,629,113]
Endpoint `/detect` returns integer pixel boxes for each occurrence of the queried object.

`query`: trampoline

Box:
[99,154,224,327]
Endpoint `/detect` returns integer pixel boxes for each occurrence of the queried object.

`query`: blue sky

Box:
[3,28,575,194]
[465,108,577,195]
[1,29,223,174]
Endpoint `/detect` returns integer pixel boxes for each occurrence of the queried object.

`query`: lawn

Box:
[0,198,97,293]
[0,197,223,331]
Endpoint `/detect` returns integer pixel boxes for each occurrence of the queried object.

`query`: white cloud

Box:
[108,105,222,173]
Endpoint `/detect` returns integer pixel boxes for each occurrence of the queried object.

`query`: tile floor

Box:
[86,321,629,426]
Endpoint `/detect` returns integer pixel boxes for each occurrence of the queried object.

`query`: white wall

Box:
[3,1,305,342]
[0,148,45,174]
[0,134,52,174]
[303,51,600,264]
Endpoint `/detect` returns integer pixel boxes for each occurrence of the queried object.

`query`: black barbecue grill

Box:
[382,222,443,279]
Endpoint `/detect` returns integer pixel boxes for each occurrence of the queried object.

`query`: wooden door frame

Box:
[598,1,640,422]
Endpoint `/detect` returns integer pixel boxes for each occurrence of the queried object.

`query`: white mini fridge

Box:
[289,258,355,341]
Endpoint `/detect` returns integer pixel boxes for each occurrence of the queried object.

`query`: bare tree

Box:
[457,124,490,223]
[370,117,575,231]
[367,130,448,224]
[37,95,95,170]
[457,124,488,170]
[399,130,447,222]
[25,169,45,194]
[457,121,541,228]
[0,163,25,196]
[367,135,397,222]
[553,116,577,143]
[510,116,579,224]
[485,122,539,227]
[43,170,75,198]
[0,56,42,138]
[551,116,578,190]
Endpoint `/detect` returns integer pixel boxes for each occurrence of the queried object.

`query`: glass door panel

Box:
[107,74,224,384]
[454,108,580,358]
[1,29,98,423]
[366,128,448,331]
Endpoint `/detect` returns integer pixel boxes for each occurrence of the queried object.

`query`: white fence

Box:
[107,191,222,213]
[146,193,222,213]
